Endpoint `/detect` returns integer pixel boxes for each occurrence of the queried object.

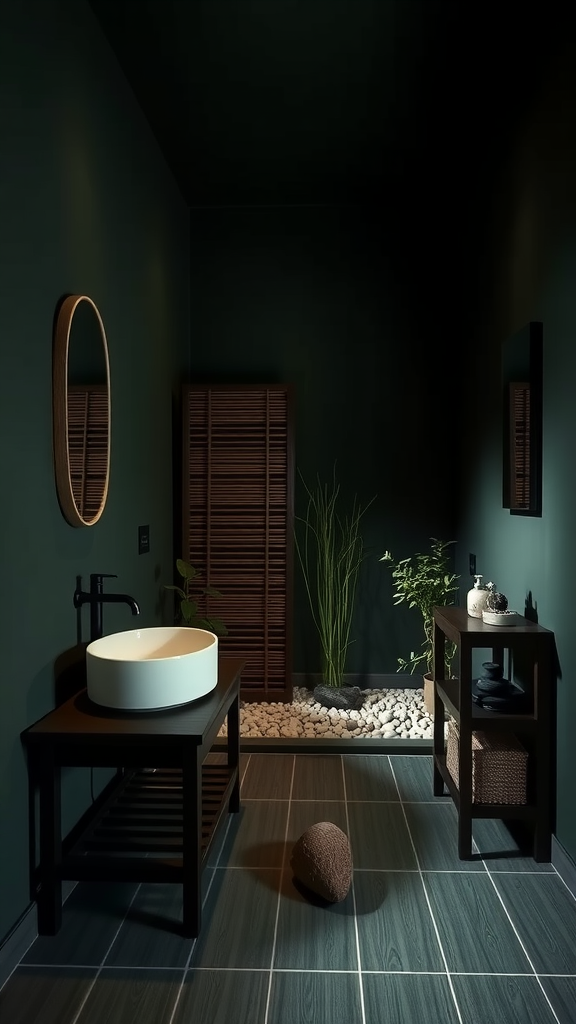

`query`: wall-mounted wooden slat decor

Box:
[183,384,294,702]
[509,382,531,510]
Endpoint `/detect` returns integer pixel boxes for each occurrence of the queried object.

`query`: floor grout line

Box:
[16,962,576,978]
[482,862,563,1023]
[263,753,295,1024]
[341,754,367,1024]
[388,756,465,1024]
[68,882,143,1024]
[552,864,576,902]
[167,752,254,1024]
[208,863,551,874]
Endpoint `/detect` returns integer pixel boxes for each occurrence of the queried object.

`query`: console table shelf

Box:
[432,607,555,861]
[22,657,243,937]
[435,679,538,733]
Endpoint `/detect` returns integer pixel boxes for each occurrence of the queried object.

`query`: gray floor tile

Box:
[189,867,280,969]
[287,800,349,847]
[206,807,237,867]
[343,754,398,801]
[0,966,97,1024]
[174,969,269,1024]
[273,868,357,970]
[219,800,289,867]
[75,967,181,1024]
[355,870,445,972]
[267,970,363,1024]
[291,754,345,799]
[424,873,533,974]
[539,975,576,1024]
[22,883,138,966]
[390,754,441,802]
[347,802,417,869]
[472,818,555,872]
[404,802,485,871]
[240,754,294,799]
[492,873,576,974]
[104,884,196,968]
[363,971,461,1024]
[239,752,250,780]
[451,973,560,1024]
[204,751,228,765]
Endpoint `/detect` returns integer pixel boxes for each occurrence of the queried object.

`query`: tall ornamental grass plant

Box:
[296,469,374,687]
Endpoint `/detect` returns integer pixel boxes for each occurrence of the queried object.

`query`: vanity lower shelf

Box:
[62,758,236,876]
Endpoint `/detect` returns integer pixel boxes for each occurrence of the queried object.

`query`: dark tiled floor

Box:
[2,753,576,1024]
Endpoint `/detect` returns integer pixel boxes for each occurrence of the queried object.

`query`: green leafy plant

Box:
[296,467,375,688]
[380,538,459,677]
[164,559,228,636]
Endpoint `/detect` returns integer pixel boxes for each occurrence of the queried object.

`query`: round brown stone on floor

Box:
[290,821,353,903]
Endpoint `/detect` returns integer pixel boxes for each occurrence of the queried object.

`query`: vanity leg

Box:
[181,749,202,938]
[228,692,240,813]
[37,746,62,935]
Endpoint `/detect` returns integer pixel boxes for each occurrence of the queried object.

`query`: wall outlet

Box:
[469,552,477,576]
[138,525,150,554]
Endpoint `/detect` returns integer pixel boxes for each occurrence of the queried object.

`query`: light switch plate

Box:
[138,525,150,554]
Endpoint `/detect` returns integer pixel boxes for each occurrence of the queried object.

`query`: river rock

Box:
[313,685,364,711]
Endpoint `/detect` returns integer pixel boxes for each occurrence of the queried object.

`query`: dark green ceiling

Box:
[89,0,570,208]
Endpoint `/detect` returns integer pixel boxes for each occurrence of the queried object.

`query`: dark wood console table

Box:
[22,657,243,937]
[432,607,555,861]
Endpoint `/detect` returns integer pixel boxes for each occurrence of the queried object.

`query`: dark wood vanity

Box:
[22,657,243,937]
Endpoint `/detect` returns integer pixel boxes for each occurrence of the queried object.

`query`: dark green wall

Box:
[0,1,189,943]
[455,36,576,864]
[189,204,461,676]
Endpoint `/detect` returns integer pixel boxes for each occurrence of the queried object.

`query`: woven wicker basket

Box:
[446,719,527,805]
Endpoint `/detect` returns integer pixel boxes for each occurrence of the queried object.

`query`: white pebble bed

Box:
[219,686,438,740]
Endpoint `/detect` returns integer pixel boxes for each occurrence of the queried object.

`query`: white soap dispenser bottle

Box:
[467,575,489,618]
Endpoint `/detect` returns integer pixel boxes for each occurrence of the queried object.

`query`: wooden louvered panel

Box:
[509,382,531,510]
[183,385,294,701]
[67,386,109,521]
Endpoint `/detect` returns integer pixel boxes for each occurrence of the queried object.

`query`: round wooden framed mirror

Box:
[52,294,111,527]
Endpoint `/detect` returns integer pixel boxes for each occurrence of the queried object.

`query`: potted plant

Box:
[295,467,374,693]
[380,538,460,714]
[164,558,228,636]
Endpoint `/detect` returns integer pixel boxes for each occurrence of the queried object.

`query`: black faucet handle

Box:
[90,573,118,593]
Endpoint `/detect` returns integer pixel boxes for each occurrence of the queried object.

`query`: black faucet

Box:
[74,573,140,642]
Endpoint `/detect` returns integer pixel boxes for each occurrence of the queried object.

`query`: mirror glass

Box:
[502,320,543,517]
[53,295,111,527]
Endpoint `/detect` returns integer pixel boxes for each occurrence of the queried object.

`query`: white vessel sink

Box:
[86,626,218,711]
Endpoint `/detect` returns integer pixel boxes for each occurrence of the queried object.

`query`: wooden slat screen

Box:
[67,385,109,521]
[183,385,294,701]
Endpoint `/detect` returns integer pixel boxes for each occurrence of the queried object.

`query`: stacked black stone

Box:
[313,685,364,711]
[472,662,523,712]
